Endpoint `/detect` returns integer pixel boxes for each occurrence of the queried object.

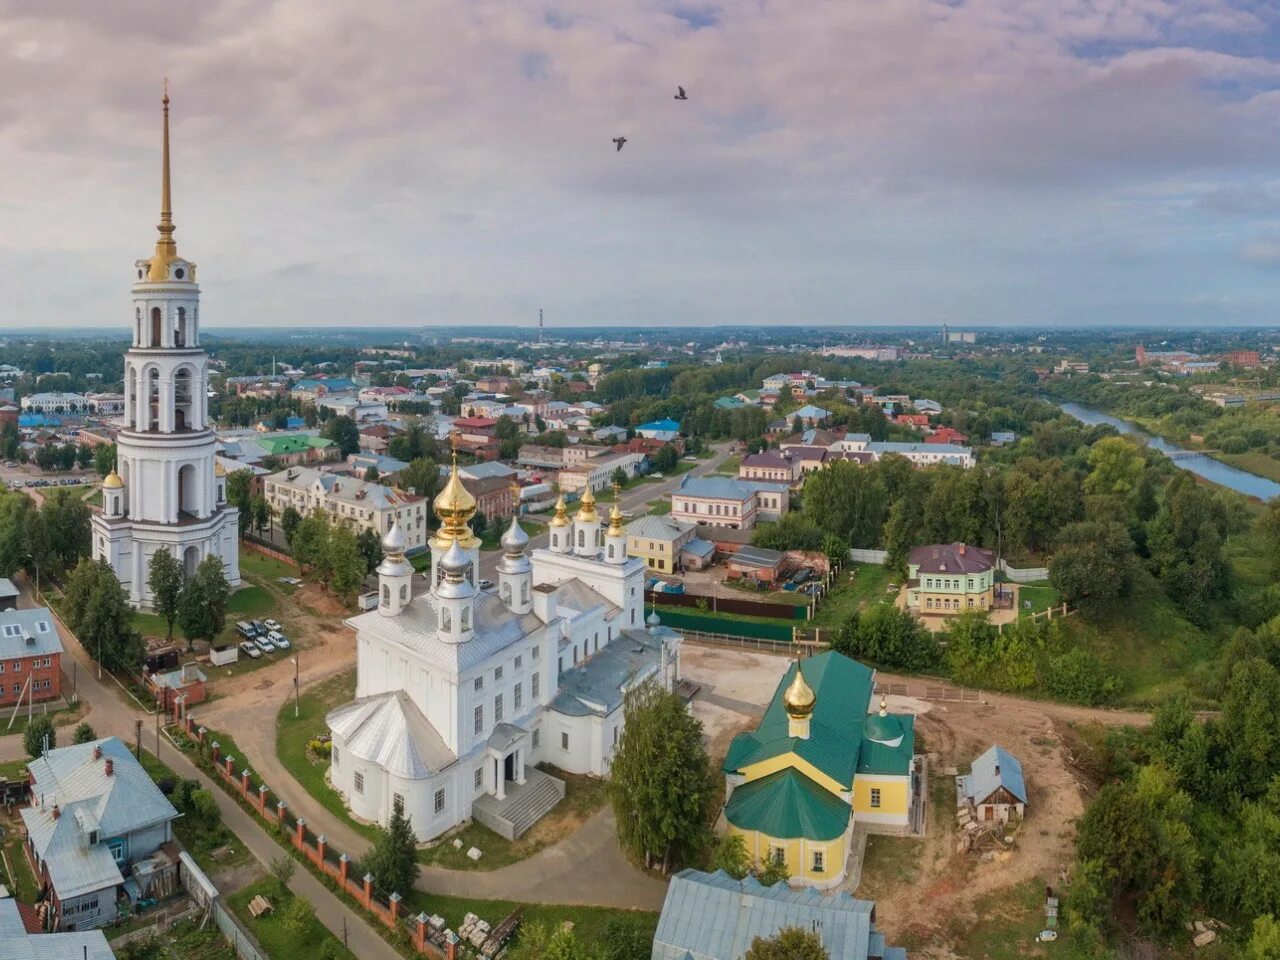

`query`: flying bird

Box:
[674,86,688,100]
[613,136,627,152]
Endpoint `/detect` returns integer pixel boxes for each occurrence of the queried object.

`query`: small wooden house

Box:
[961,745,1026,823]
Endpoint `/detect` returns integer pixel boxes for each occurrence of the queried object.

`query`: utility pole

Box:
[292,655,300,719]
[134,718,143,760]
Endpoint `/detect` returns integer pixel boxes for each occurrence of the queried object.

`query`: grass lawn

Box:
[1213,450,1280,483]
[936,877,1056,960]
[810,563,897,628]
[712,455,742,476]
[647,498,672,516]
[227,585,274,617]
[132,609,172,639]
[418,766,609,870]
[228,878,357,960]
[721,579,812,607]
[1016,582,1060,616]
[240,548,301,581]
[114,919,238,960]
[275,669,382,845]
[0,808,38,902]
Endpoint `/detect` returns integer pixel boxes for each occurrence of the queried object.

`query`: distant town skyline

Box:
[1,0,1279,330]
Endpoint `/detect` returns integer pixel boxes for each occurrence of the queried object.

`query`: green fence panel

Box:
[653,608,795,642]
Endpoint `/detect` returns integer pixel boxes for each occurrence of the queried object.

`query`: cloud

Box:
[1239,239,1280,266]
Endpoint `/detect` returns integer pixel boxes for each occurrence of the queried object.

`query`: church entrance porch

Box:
[472,767,567,841]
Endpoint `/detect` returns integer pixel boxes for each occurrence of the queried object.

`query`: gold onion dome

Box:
[784,664,816,718]
[431,439,479,549]
[576,485,599,523]
[214,460,226,477]
[548,494,570,527]
[103,467,124,489]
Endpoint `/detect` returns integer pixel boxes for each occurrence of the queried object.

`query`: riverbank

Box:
[1057,400,1280,502]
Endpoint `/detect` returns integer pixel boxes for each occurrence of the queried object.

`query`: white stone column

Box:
[495,756,505,801]
[515,748,526,785]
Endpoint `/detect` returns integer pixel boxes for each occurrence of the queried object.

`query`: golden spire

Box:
[548,492,570,527]
[783,662,816,719]
[878,696,888,717]
[148,79,180,281]
[608,482,625,534]
[575,484,598,523]
[431,430,478,549]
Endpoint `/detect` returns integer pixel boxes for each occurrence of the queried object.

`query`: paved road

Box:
[10,576,401,960]
[477,443,734,581]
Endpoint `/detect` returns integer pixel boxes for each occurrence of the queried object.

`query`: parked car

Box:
[478,579,495,590]
[255,636,275,654]
[239,641,262,659]
[267,630,291,650]
[250,620,268,636]
[235,621,257,640]
[263,619,283,632]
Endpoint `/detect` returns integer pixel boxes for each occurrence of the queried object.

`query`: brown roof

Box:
[740,451,792,469]
[909,542,995,574]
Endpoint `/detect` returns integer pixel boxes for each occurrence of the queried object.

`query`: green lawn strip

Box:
[275,670,381,846]
[809,563,896,628]
[227,878,358,960]
[940,877,1054,960]
[647,498,672,516]
[410,552,432,572]
[0,703,83,741]
[1016,582,1060,616]
[239,548,301,582]
[1211,450,1280,483]
[712,455,741,476]
[718,579,813,608]
[417,768,609,871]
[0,809,39,902]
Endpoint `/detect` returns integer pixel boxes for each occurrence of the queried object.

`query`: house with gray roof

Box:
[961,745,1026,823]
[652,869,908,960]
[0,578,18,611]
[671,475,789,531]
[22,737,178,931]
[0,894,114,960]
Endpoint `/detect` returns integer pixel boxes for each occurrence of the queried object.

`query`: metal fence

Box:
[212,899,269,960]
[654,609,795,642]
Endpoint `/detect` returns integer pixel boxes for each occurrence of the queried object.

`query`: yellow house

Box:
[624,515,696,574]
[722,651,915,889]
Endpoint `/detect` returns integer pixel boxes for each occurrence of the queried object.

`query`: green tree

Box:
[72,722,97,744]
[363,805,419,897]
[251,496,270,536]
[744,928,829,960]
[611,466,628,488]
[281,894,316,944]
[64,559,144,673]
[834,603,937,671]
[600,915,657,960]
[270,854,297,891]
[93,443,117,477]
[328,525,366,600]
[1084,436,1145,497]
[177,555,231,651]
[356,527,383,574]
[364,464,380,483]
[24,715,56,758]
[610,683,715,874]
[39,489,91,574]
[1246,915,1280,960]
[291,512,332,579]
[226,470,253,537]
[321,415,360,456]
[147,547,185,642]
[508,922,600,960]
[399,457,440,499]
[1216,658,1280,799]
[280,505,302,546]
[710,833,750,879]
[1048,521,1136,615]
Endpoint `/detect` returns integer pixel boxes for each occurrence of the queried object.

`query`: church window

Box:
[521,582,529,603]
[474,676,483,692]
[870,788,881,808]
[577,530,584,548]
[514,683,522,711]
[613,725,619,746]
[495,694,503,722]
[502,583,511,603]
[531,673,539,699]
[382,585,390,607]
[175,267,185,280]
[770,846,785,866]
[532,728,540,749]
[572,647,578,664]
[434,789,445,814]
[474,767,484,791]
[393,793,404,816]
[461,607,471,630]
[515,655,522,670]
[561,732,569,751]
[607,545,614,559]
[399,584,407,602]
[474,705,483,734]
[441,609,452,631]
[594,633,599,652]
[495,665,503,681]
[812,850,825,872]
[353,772,364,794]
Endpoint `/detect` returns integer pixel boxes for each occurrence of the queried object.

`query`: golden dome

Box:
[214,460,226,477]
[548,494,570,527]
[575,485,599,524]
[431,437,479,550]
[783,664,816,719]
[607,483,625,534]
[102,468,124,489]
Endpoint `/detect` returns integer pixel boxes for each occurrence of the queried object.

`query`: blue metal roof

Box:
[638,418,681,432]
[681,538,716,558]
[963,745,1027,804]
[653,869,908,960]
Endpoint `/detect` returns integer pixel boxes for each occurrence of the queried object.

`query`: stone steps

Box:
[505,773,564,838]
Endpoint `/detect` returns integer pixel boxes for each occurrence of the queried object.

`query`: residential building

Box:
[216,431,337,468]
[0,578,17,611]
[0,607,64,706]
[905,542,995,615]
[20,393,88,415]
[556,452,644,494]
[263,467,428,552]
[316,395,388,423]
[22,737,180,930]
[625,515,696,573]
[90,96,240,608]
[86,394,126,417]
[462,474,517,520]
[1054,360,1090,375]
[635,419,681,442]
[346,453,411,482]
[670,475,789,530]
[358,423,399,453]
[653,869,908,960]
[738,451,801,485]
[925,427,969,446]
[1223,350,1261,367]
[894,413,930,428]
[990,431,1018,446]
[0,894,115,959]
[788,404,831,426]
[912,399,942,415]
[291,377,358,401]
[325,470,682,843]
[961,746,1026,824]
[722,652,916,889]
[722,544,785,583]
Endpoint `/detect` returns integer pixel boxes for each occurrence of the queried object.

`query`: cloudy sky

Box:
[1,0,1279,330]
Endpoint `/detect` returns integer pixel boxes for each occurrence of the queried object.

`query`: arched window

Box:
[150,307,162,347]
[461,608,471,630]
[382,584,390,606]
[442,609,452,631]
[607,544,615,560]
[400,584,408,602]
[577,530,584,548]
[502,583,512,603]
[521,582,529,603]
[176,307,186,347]
[135,307,142,343]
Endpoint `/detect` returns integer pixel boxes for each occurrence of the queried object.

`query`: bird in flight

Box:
[674,86,688,100]
[613,136,627,152]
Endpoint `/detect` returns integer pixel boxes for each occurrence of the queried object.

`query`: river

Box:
[1058,401,1280,502]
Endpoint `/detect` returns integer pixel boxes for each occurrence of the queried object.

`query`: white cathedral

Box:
[91,91,241,606]
[326,465,683,843]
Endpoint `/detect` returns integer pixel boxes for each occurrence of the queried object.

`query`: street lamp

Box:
[291,655,300,719]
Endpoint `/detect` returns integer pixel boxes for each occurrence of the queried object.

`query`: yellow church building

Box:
[722,651,916,889]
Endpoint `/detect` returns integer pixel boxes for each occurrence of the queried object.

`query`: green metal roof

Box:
[260,434,333,455]
[724,768,851,841]
[723,651,913,785]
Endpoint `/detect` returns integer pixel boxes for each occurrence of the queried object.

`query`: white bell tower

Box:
[434,541,476,644]
[377,523,414,617]
[497,496,532,615]
[573,487,601,558]
[547,494,572,554]
[90,83,240,607]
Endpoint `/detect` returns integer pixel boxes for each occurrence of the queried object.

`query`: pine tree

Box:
[363,806,419,896]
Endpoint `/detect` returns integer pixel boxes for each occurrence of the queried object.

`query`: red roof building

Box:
[925,427,969,446]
